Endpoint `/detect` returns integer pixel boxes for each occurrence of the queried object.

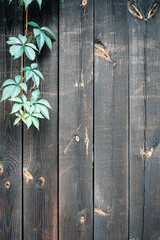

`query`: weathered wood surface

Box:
[129,0,146,238]
[143,1,160,239]
[1,0,160,239]
[94,0,128,239]
[59,0,93,239]
[0,1,23,240]
[129,0,160,239]
[23,1,58,240]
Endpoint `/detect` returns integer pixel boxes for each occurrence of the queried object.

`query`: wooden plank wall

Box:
[0,0,160,239]
[94,0,128,239]
[59,0,93,239]
[23,1,58,240]
[0,1,23,239]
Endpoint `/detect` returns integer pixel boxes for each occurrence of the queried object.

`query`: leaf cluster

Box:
[1,0,56,130]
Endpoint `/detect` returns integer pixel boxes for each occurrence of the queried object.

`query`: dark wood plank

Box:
[59,0,93,239]
[129,1,154,239]
[94,0,128,239]
[0,1,23,239]
[129,1,146,238]
[23,1,58,239]
[143,1,160,239]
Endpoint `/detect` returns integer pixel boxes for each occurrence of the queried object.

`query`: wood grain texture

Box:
[129,1,156,239]
[143,1,160,239]
[23,1,58,239]
[129,1,146,238]
[59,0,93,239]
[94,0,128,239]
[0,1,23,239]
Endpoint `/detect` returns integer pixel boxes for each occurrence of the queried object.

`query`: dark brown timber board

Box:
[129,1,158,239]
[59,0,93,239]
[0,1,23,239]
[129,0,146,238]
[94,0,128,239]
[143,1,160,239]
[23,1,58,240]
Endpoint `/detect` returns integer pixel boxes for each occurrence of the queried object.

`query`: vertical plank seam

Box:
[142,20,148,240]
[58,1,60,239]
[93,0,95,239]
[22,4,25,240]
[128,4,130,239]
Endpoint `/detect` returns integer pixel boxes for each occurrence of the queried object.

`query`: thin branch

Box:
[25,6,28,37]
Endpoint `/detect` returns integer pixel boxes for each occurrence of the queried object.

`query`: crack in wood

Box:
[94,207,112,216]
[23,169,34,180]
[128,0,143,20]
[94,42,112,62]
[147,3,159,19]
[140,146,154,160]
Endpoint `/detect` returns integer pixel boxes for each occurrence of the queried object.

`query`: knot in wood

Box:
[5,181,10,190]
[81,0,87,7]
[80,216,85,224]
[38,177,45,186]
[0,161,3,175]
[75,136,80,142]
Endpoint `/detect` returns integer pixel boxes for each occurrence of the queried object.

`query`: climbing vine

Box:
[0,0,56,130]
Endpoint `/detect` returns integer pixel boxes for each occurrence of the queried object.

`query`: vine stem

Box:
[21,6,28,82]
[21,5,29,115]
[25,6,28,37]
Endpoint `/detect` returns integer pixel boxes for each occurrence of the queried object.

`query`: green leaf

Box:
[23,102,30,111]
[36,33,45,51]
[9,45,23,59]
[19,83,27,92]
[27,21,40,28]
[11,86,21,98]
[24,46,36,61]
[41,27,56,40]
[33,28,41,37]
[32,116,40,130]
[22,94,27,103]
[15,113,22,117]
[34,70,44,80]
[15,75,21,84]
[34,104,40,112]
[31,97,36,103]
[24,0,33,8]
[32,112,44,118]
[1,79,16,88]
[11,103,23,114]
[7,37,21,45]
[43,33,52,52]
[32,73,40,87]
[36,0,42,9]
[20,109,24,115]
[13,117,21,125]
[37,104,50,119]
[24,113,30,118]
[25,43,38,51]
[25,116,32,129]
[18,34,27,45]
[29,106,35,114]
[26,70,33,81]
[9,0,13,4]
[37,99,52,109]
[1,85,15,101]
[31,63,38,69]
[22,66,31,71]
[32,89,40,101]
[10,97,22,103]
